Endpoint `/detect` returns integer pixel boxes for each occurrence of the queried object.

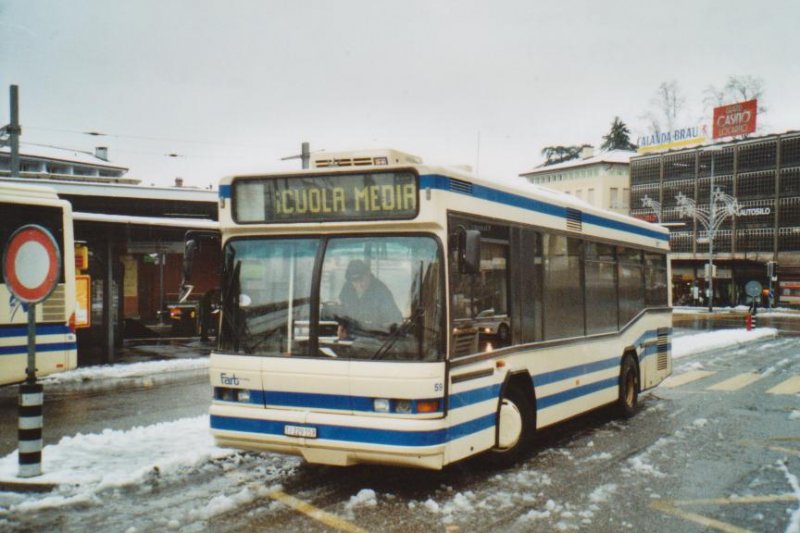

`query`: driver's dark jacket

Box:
[338,276,402,333]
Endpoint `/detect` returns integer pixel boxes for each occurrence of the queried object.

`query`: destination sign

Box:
[234,171,418,223]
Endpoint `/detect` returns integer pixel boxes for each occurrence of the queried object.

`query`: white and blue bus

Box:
[206,149,671,469]
[0,182,78,386]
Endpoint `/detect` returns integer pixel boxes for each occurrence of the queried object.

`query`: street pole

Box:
[707,153,715,313]
[9,85,21,177]
[301,142,310,169]
[281,142,313,169]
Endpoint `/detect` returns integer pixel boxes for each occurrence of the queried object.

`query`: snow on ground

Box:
[40,358,209,384]
[0,416,229,507]
[674,305,800,318]
[672,328,777,359]
[0,327,787,528]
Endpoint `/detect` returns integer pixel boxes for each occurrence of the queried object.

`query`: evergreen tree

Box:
[600,117,637,151]
[540,144,591,166]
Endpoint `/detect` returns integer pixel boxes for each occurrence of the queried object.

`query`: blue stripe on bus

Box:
[210,412,495,447]
[418,174,669,242]
[240,390,445,413]
[0,342,77,357]
[0,324,72,338]
[449,383,502,409]
[264,390,381,412]
[533,358,619,386]
[536,377,619,409]
[219,184,231,199]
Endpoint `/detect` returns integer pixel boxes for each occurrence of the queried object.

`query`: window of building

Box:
[610,188,619,208]
[587,188,595,205]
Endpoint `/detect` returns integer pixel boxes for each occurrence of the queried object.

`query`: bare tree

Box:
[703,75,766,115]
[642,80,686,134]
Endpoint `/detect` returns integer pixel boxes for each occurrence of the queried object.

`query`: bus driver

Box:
[337,259,403,340]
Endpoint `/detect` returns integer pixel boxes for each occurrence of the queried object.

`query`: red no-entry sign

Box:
[2,224,61,304]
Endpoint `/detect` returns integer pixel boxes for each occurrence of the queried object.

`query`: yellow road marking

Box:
[670,494,799,506]
[767,375,800,395]
[267,490,367,533]
[740,438,800,457]
[649,500,750,533]
[661,370,716,388]
[707,373,763,391]
[651,494,800,533]
[766,445,800,457]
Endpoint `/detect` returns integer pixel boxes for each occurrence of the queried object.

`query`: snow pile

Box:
[40,358,209,384]
[672,328,777,359]
[194,485,273,520]
[588,484,617,503]
[0,416,231,510]
[345,488,377,511]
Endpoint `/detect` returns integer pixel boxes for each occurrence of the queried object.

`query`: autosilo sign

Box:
[738,206,771,217]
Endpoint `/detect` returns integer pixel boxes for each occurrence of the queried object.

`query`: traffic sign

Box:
[2,224,61,304]
[744,280,762,298]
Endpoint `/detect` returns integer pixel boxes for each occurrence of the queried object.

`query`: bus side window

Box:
[448,218,511,352]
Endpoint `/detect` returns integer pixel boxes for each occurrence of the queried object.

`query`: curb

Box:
[0,478,57,493]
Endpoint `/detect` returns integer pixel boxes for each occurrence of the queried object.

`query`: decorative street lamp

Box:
[674,148,739,312]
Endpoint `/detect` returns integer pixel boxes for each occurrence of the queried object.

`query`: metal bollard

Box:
[18,382,43,478]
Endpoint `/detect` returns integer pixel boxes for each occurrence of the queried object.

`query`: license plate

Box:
[284,425,317,438]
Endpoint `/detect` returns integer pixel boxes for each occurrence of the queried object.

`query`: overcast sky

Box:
[1,0,798,187]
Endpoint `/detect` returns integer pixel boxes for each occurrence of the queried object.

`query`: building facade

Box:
[629,131,800,307]
[0,145,132,182]
[1,146,220,364]
[519,148,635,216]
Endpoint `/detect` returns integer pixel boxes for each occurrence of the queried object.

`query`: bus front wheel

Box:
[485,385,534,467]
[616,356,639,419]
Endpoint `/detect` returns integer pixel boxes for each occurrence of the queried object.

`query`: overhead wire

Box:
[25,125,268,148]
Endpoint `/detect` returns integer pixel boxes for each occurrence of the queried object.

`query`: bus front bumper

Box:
[210,403,449,470]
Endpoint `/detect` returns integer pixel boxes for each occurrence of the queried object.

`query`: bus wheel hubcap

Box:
[497,399,523,449]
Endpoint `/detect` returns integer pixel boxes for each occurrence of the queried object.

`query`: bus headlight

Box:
[215,387,252,403]
[373,398,390,412]
[395,400,413,414]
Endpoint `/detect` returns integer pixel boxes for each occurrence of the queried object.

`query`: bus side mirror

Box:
[179,239,198,303]
[459,229,481,274]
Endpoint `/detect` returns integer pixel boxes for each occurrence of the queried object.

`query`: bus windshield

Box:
[218,235,444,361]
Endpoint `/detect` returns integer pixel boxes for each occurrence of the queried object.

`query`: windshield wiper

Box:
[371,307,424,360]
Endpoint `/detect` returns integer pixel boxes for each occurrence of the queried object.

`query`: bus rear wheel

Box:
[485,385,534,467]
[616,356,639,419]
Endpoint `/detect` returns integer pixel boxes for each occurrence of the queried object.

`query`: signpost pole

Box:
[26,304,36,383]
[18,304,43,477]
